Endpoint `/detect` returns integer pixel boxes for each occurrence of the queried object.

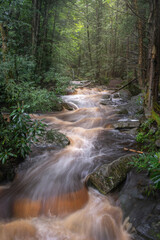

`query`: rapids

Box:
[0,88,135,240]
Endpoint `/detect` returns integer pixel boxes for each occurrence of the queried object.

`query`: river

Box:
[0,87,135,240]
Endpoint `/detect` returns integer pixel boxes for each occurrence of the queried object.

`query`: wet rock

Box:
[87,154,136,195]
[35,129,70,150]
[117,108,129,115]
[101,94,111,100]
[100,99,110,105]
[123,128,138,136]
[113,93,120,98]
[125,94,144,117]
[119,90,132,101]
[63,102,77,111]
[154,203,160,215]
[113,119,140,129]
[117,170,160,240]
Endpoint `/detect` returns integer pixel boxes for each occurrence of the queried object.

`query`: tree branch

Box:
[112,78,137,94]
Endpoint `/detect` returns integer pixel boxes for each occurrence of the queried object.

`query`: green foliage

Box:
[44,68,71,95]
[13,82,60,113]
[130,153,160,190]
[0,104,46,164]
[136,118,159,151]
[152,110,160,126]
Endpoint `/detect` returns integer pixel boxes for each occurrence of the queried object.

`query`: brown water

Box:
[0,88,134,240]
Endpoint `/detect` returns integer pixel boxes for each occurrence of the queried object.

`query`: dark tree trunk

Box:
[0,23,8,62]
[147,0,160,111]
[32,0,42,56]
[85,0,93,68]
[134,0,145,88]
[95,0,102,81]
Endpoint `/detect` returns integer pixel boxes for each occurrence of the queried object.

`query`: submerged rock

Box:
[87,154,135,194]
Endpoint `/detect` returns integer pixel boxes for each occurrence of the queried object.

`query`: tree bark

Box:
[147,0,160,112]
[85,0,93,68]
[134,0,145,88]
[95,0,102,81]
[32,0,41,56]
[0,23,8,62]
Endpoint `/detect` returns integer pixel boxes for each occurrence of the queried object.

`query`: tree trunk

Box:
[95,0,102,81]
[147,0,160,112]
[85,0,93,68]
[134,0,145,88]
[32,0,41,56]
[0,23,8,62]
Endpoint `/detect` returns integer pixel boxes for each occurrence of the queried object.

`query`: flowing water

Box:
[0,88,135,240]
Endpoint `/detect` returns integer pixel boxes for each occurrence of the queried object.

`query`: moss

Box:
[152,110,160,126]
[88,155,135,194]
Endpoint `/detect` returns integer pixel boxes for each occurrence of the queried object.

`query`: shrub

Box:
[0,104,46,164]
[130,153,160,190]
[136,118,159,151]
[44,68,71,95]
[2,81,61,113]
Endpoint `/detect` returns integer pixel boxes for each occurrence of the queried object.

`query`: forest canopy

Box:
[0,0,160,113]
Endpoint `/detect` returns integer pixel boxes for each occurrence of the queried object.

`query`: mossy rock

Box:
[87,154,137,195]
[35,129,70,149]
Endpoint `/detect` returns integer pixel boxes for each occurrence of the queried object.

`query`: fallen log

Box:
[124,147,143,154]
[112,78,137,94]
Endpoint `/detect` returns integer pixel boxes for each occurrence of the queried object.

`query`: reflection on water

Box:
[0,88,133,240]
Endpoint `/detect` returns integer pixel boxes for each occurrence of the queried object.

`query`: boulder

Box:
[125,94,144,116]
[117,169,160,240]
[63,102,78,111]
[119,90,132,101]
[87,154,135,195]
[35,129,70,150]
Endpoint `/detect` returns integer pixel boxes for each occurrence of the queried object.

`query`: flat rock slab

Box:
[87,154,136,195]
[113,119,140,129]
